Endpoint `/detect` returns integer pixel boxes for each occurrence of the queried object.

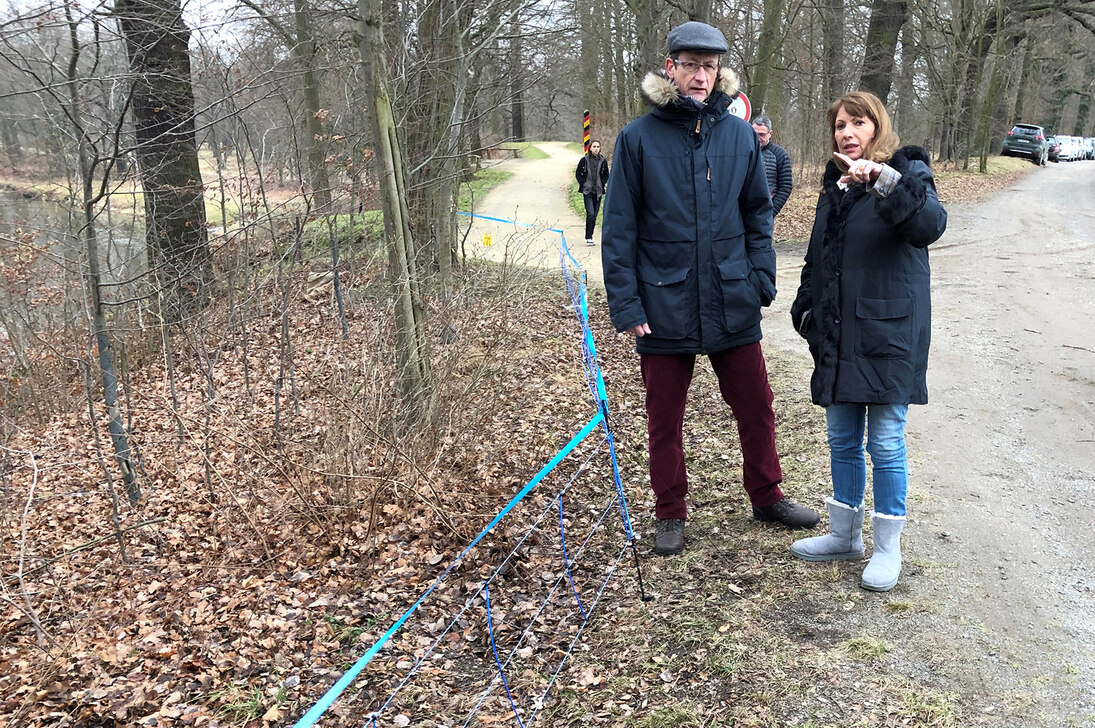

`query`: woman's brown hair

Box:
[827,91,899,163]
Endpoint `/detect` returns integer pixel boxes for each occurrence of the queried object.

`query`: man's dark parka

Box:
[601,68,776,355]
[790,146,947,407]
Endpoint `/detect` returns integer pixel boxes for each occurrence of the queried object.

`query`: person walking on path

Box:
[751,114,793,216]
[575,141,610,245]
[601,20,820,556]
[788,91,947,591]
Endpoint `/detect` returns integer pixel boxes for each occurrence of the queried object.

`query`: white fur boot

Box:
[790,498,865,561]
[861,513,906,592]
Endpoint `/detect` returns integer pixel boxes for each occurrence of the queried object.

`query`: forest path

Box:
[464,141,603,282]
[760,160,1095,725]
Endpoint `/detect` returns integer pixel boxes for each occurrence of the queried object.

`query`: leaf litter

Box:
[0,157,1039,727]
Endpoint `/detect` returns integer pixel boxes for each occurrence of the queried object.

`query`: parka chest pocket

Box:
[854,297,913,359]
[637,262,695,340]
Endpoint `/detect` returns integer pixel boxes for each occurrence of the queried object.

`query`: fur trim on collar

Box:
[640,67,741,108]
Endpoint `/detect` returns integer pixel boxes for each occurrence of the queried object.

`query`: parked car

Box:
[1073,136,1089,160]
[1047,136,1061,162]
[1001,123,1048,165]
[1058,135,1079,161]
[1084,137,1095,160]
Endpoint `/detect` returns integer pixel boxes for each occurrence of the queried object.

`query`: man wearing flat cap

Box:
[601,20,819,556]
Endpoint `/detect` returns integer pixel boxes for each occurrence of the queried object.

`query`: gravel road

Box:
[464,141,602,280]
[898,162,1095,725]
[472,143,1095,726]
[769,162,1095,726]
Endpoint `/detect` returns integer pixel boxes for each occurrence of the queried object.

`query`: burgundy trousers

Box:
[640,343,784,520]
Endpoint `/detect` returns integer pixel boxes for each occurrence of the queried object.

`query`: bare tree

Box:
[234,0,334,210]
[115,0,210,319]
[358,0,432,422]
[859,0,909,103]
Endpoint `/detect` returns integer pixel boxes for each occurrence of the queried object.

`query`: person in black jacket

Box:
[751,114,793,215]
[601,21,819,557]
[789,91,947,592]
[575,141,610,245]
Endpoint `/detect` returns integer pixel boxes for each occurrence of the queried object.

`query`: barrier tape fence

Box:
[291,213,648,728]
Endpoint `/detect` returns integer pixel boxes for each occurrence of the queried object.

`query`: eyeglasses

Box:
[673,59,720,76]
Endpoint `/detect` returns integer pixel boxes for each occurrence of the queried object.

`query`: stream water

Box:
[0,187,144,288]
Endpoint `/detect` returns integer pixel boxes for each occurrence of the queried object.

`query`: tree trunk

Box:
[977,43,1007,171]
[291,0,332,211]
[611,1,633,119]
[750,0,786,115]
[579,0,597,117]
[690,0,712,23]
[822,0,845,101]
[859,0,908,105]
[358,0,432,422]
[510,19,524,141]
[1011,30,1035,124]
[628,0,662,90]
[956,12,999,168]
[1,118,22,164]
[66,5,140,508]
[893,21,919,135]
[417,0,468,340]
[1073,58,1095,135]
[1046,62,1069,133]
[990,29,1024,154]
[115,0,210,322]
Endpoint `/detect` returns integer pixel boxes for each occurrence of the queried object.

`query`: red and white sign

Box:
[728,92,751,121]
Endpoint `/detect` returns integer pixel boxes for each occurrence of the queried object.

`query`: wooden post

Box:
[583,109,591,152]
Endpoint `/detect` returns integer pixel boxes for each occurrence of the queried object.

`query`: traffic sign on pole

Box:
[728,92,751,122]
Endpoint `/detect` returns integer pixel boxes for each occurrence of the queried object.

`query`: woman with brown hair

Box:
[575,140,610,245]
[789,91,947,591]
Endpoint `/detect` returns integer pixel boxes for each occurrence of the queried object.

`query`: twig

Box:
[3,517,168,587]
[7,449,53,647]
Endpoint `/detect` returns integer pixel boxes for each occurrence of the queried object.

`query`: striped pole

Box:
[583,110,590,153]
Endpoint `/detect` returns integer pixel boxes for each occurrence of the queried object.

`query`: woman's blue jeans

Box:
[826,403,909,517]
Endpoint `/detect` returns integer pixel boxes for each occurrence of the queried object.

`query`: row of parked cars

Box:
[1047,134,1094,162]
[1001,123,1095,165]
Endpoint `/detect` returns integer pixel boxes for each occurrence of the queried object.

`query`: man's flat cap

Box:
[667,21,729,55]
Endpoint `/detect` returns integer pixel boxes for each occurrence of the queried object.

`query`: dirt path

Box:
[767,163,1095,726]
[905,163,1095,724]
[464,141,603,281]
[473,145,1095,725]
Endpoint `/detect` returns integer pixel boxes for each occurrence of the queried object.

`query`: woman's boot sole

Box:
[789,548,865,562]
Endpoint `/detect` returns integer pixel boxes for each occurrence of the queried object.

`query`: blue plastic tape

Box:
[291,411,604,728]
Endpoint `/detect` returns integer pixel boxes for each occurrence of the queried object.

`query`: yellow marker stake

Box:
[482,232,493,247]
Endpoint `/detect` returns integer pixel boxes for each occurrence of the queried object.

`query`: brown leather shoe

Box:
[752,497,820,529]
[653,518,685,555]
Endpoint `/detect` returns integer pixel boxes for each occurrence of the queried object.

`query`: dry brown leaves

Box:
[0,252,645,727]
[0,154,1035,727]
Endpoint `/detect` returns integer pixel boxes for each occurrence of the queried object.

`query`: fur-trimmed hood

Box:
[640,67,741,109]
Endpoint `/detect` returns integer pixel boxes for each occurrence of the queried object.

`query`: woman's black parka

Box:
[790,146,947,407]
